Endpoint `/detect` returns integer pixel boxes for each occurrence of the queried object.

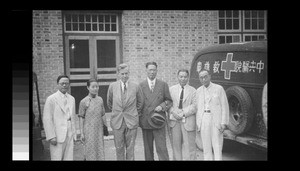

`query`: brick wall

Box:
[32,10,64,121]
[122,10,218,87]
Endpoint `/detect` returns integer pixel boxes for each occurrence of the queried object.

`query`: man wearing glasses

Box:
[42,75,77,160]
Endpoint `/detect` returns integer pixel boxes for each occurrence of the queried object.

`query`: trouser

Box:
[142,127,169,160]
[200,113,223,160]
[171,122,196,160]
[113,119,137,160]
[49,121,74,160]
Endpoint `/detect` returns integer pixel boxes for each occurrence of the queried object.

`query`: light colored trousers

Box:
[113,119,137,160]
[171,122,196,160]
[200,113,223,160]
[49,121,74,160]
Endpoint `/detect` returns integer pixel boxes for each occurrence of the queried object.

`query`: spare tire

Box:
[226,86,254,135]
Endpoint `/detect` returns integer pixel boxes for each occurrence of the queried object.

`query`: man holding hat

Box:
[138,62,173,160]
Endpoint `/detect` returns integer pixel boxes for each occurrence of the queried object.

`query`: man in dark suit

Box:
[138,62,173,160]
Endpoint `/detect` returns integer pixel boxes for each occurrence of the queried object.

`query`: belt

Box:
[204,110,211,113]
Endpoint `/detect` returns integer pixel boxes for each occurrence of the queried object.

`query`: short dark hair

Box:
[87,78,98,87]
[177,69,189,76]
[145,61,157,68]
[117,63,129,73]
[198,68,211,75]
[57,75,69,84]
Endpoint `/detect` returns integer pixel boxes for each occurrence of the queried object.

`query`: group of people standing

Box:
[42,61,230,161]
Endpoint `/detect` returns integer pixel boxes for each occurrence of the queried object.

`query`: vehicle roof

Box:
[193,41,267,59]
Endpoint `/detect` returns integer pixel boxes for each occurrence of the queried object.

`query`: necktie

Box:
[123,83,127,94]
[178,86,184,109]
[150,82,154,93]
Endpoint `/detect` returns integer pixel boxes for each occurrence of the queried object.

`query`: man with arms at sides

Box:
[107,63,143,160]
[169,69,197,160]
[43,75,77,160]
[138,61,173,160]
[195,69,229,160]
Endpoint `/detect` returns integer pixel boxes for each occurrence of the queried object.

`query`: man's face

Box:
[58,77,70,94]
[178,71,189,87]
[199,70,211,87]
[118,68,129,83]
[146,64,157,80]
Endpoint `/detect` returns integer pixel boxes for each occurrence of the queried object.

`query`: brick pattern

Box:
[32,10,64,120]
[122,10,218,86]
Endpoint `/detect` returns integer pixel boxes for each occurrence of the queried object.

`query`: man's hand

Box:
[172,109,183,120]
[49,137,57,146]
[80,133,85,143]
[155,105,163,112]
[219,124,227,133]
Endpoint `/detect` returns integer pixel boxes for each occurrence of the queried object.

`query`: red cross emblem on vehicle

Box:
[221,53,236,80]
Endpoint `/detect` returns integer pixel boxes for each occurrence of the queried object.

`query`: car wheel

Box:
[226,86,254,135]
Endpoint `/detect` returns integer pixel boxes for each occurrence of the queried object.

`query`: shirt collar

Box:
[179,84,188,89]
[204,82,212,90]
[58,90,68,98]
[120,80,128,87]
[147,77,156,86]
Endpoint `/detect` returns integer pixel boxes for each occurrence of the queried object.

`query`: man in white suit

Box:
[43,75,77,160]
[169,69,197,160]
[195,69,229,160]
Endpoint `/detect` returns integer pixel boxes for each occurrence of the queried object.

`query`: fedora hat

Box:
[148,112,166,129]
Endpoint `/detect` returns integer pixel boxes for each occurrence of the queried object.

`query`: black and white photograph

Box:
[31,10,267,161]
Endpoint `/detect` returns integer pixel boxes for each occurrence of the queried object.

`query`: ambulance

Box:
[189,41,267,151]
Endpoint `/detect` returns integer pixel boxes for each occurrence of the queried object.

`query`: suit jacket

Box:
[107,80,142,130]
[195,82,229,131]
[169,84,196,131]
[139,78,172,129]
[42,90,77,143]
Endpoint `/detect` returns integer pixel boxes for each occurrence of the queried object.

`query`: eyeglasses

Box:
[59,82,70,86]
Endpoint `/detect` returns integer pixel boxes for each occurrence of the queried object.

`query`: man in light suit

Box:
[107,63,142,160]
[195,69,229,160]
[169,69,197,160]
[42,75,77,160]
[139,61,172,160]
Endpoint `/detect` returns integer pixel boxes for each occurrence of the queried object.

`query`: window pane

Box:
[244,10,250,18]
[259,35,265,40]
[86,23,91,31]
[233,10,239,18]
[233,35,240,42]
[245,19,250,29]
[111,15,116,23]
[233,19,239,29]
[219,19,225,29]
[219,36,225,44]
[105,15,110,22]
[72,23,78,31]
[85,15,91,22]
[259,19,265,30]
[66,23,71,31]
[72,14,78,22]
[226,36,232,43]
[92,15,97,22]
[79,14,84,22]
[226,10,232,18]
[111,24,117,31]
[105,24,110,31]
[99,24,104,31]
[92,24,97,31]
[97,40,116,68]
[79,23,84,31]
[245,36,251,41]
[252,19,257,29]
[252,11,257,18]
[219,10,225,18]
[65,14,71,22]
[252,35,258,41]
[69,39,89,68]
[258,11,265,18]
[226,19,232,29]
[98,15,104,22]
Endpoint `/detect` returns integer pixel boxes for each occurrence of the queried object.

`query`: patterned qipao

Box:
[78,95,105,160]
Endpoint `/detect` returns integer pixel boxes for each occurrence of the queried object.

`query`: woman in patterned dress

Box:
[78,79,107,160]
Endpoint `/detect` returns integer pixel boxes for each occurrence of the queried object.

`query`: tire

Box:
[226,86,254,135]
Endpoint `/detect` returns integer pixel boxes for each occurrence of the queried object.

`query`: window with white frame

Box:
[64,13,118,33]
[218,10,267,44]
